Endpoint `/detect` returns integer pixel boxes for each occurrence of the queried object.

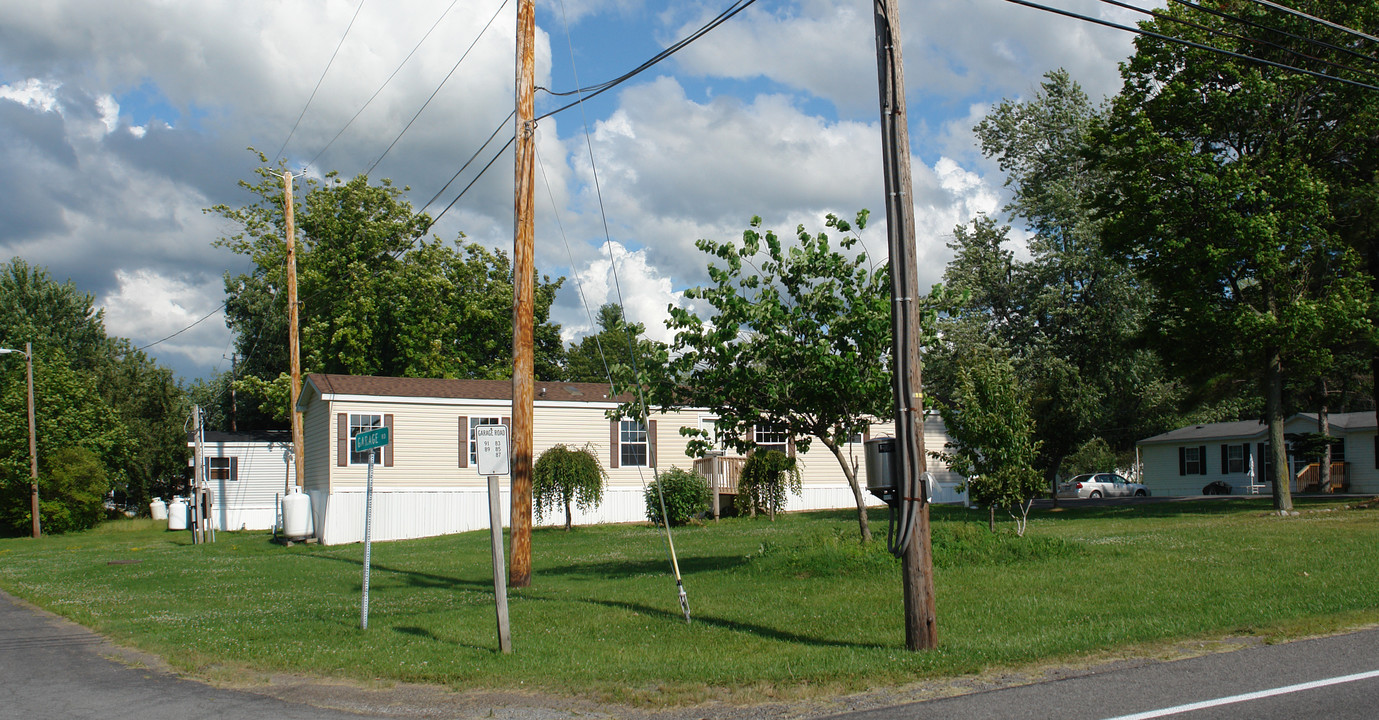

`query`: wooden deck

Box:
[693,456,745,520]
[1294,462,1349,493]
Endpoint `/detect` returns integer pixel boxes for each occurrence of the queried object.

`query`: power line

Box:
[1000,0,1379,92]
[535,0,760,121]
[273,0,369,163]
[1243,0,1379,46]
[137,301,227,351]
[155,0,763,370]
[1166,0,1379,70]
[1097,0,1379,84]
[364,0,511,177]
[306,0,465,172]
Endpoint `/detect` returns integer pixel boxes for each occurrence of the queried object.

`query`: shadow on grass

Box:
[537,554,749,579]
[393,625,496,653]
[1028,497,1283,522]
[583,596,884,650]
[301,552,494,592]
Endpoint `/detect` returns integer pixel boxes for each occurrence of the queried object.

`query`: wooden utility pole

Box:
[873,0,937,651]
[229,353,237,433]
[510,0,537,588]
[24,342,38,538]
[285,170,305,491]
[192,404,204,545]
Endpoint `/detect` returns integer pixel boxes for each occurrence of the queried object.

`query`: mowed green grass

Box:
[1,499,1377,704]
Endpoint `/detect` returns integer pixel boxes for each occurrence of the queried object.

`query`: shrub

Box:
[0,446,109,535]
[735,450,801,520]
[644,466,709,526]
[533,444,607,531]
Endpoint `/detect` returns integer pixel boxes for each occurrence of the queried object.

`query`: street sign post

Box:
[475,425,512,652]
[355,426,389,630]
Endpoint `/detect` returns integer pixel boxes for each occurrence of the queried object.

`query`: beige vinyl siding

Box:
[327,398,500,490]
[302,395,331,494]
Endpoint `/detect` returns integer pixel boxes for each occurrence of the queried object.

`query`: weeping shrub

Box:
[736,450,801,520]
[533,444,606,531]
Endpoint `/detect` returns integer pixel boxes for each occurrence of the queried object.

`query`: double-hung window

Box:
[620,420,649,467]
[1226,444,1244,474]
[754,424,789,455]
[1183,446,1203,475]
[349,413,384,465]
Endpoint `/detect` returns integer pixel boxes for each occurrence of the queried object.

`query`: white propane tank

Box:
[282,489,312,539]
[149,498,168,521]
[167,497,188,531]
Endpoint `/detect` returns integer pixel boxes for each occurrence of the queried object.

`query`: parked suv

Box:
[1055,473,1150,499]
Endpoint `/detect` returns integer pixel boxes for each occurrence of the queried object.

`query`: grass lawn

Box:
[1,498,1378,705]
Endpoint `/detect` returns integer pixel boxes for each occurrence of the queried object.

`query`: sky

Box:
[0,0,1153,381]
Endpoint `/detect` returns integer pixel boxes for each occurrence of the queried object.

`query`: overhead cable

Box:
[1167,0,1379,69]
[536,0,760,121]
[1243,0,1379,46]
[364,0,511,177]
[307,0,465,172]
[274,0,369,163]
[1000,0,1379,92]
[1098,0,1379,83]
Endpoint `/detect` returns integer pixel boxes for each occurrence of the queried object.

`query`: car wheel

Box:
[1089,490,1102,499]
[1135,490,1146,497]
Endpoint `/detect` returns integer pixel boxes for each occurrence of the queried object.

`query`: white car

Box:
[1055,472,1150,499]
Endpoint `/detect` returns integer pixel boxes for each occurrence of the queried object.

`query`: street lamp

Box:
[0,343,38,538]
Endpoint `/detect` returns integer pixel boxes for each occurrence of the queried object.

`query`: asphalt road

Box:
[6,584,1379,720]
[826,627,1379,720]
[0,589,369,720]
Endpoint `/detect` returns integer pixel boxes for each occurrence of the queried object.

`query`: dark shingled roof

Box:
[1139,411,1377,445]
[306,373,626,403]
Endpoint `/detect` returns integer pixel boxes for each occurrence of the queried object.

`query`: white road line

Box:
[1101,669,1379,720]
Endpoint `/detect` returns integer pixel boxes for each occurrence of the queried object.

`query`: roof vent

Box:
[564,385,584,397]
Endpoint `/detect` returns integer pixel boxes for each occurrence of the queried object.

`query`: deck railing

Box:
[1293,462,1349,493]
[692,455,746,520]
[693,455,745,494]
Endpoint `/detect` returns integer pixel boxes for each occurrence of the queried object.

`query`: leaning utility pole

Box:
[873,0,937,651]
[285,170,305,491]
[509,0,537,589]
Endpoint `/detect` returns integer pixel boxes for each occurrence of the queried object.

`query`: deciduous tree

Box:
[1090,2,1378,512]
[935,345,1043,536]
[637,212,891,542]
[211,157,567,426]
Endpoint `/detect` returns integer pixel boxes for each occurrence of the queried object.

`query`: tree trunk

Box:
[988,505,995,533]
[823,436,874,543]
[564,497,572,532]
[1266,347,1294,513]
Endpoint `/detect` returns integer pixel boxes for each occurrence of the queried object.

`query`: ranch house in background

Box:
[294,373,966,545]
[1136,412,1378,496]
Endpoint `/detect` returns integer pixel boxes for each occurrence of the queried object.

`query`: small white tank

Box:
[167,497,188,531]
[149,498,168,521]
[282,489,312,539]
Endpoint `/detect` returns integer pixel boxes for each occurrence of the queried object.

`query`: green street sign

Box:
[354,426,390,453]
